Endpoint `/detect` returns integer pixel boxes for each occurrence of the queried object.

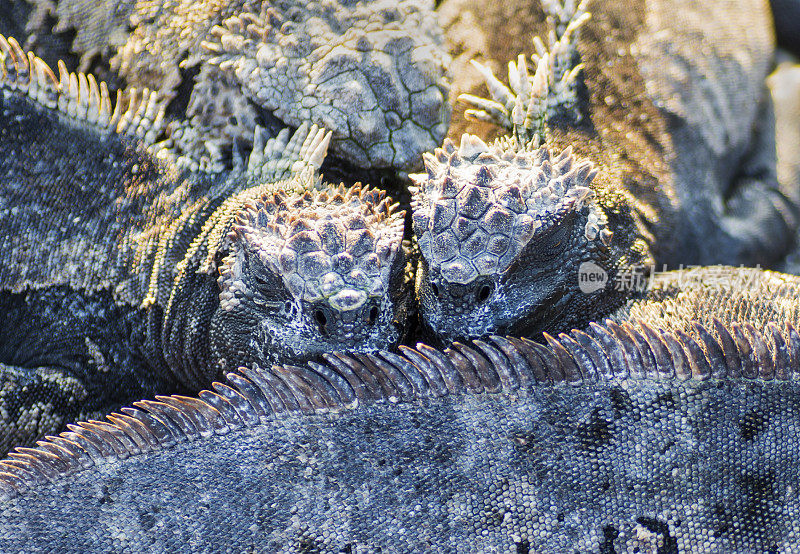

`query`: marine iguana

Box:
[1,266,799,551]
[0,39,410,456]
[3,0,451,173]
[412,0,800,343]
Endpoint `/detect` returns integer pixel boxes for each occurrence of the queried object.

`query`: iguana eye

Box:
[213,249,226,267]
[527,221,573,263]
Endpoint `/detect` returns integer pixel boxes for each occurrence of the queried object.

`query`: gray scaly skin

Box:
[4,0,451,172]
[1,267,800,551]
[0,39,410,456]
[412,0,800,343]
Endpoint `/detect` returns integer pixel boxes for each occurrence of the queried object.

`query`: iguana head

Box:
[211,177,408,368]
[200,0,451,171]
[411,134,623,342]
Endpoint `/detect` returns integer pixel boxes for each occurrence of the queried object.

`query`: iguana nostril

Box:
[476,283,493,304]
[314,309,328,336]
[368,305,379,325]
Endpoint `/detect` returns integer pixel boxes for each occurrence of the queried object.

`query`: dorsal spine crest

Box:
[0,34,167,146]
[2,308,799,500]
[458,0,591,145]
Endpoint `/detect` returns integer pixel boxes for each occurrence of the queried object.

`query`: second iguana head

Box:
[67,0,452,173]
[411,134,637,342]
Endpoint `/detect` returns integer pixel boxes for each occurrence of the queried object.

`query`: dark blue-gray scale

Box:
[2,294,800,551]
[2,382,799,551]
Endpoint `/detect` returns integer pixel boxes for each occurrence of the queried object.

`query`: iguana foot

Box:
[457,0,590,145]
[693,60,800,267]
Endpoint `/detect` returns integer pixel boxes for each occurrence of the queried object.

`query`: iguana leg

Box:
[0,360,155,457]
[665,59,800,268]
[701,64,800,267]
[773,61,800,273]
[772,59,800,243]
[0,363,88,457]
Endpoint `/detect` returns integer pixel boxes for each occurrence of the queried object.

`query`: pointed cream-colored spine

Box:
[0,33,167,145]
[457,0,590,146]
[246,122,332,184]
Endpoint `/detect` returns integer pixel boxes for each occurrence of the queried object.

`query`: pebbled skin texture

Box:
[1,1,799,546]
[2,267,800,551]
[0,46,410,455]
[414,0,800,344]
[5,0,452,172]
[3,383,799,551]
[614,266,800,333]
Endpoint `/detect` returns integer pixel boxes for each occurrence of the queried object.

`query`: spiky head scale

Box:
[211,176,408,366]
[410,134,599,285]
[220,182,404,314]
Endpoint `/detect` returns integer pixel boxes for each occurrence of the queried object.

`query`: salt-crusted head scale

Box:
[411,134,599,285]
[212,141,408,364]
[407,0,621,343]
[220,182,404,313]
[201,0,450,170]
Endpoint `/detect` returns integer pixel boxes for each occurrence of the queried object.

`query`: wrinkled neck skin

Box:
[143,272,223,390]
[133,176,262,390]
[136,219,231,391]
